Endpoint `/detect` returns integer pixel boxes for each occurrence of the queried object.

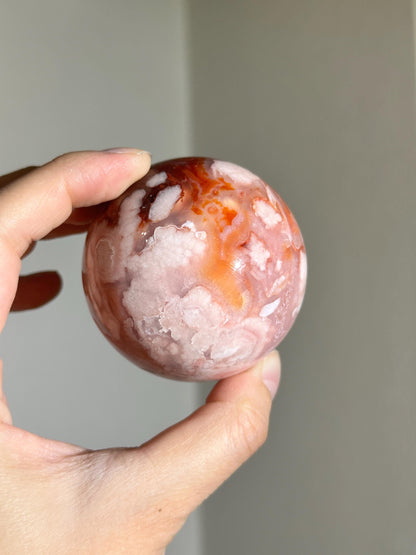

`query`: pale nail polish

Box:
[102,148,152,157]
[262,351,281,399]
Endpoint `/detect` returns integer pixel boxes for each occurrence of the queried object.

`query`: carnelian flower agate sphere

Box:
[83,157,306,381]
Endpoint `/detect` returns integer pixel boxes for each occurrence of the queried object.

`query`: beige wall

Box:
[188,1,416,553]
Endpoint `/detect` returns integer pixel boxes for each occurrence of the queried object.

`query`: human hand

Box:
[0,150,281,554]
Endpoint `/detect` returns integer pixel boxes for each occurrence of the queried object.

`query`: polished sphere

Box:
[83,157,307,380]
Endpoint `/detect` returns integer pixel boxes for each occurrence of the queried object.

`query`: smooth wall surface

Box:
[188,1,416,554]
[0,2,200,554]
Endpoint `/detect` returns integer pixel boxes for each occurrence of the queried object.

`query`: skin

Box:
[0,150,281,555]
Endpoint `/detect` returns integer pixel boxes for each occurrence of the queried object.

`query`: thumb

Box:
[0,360,12,425]
[101,351,281,527]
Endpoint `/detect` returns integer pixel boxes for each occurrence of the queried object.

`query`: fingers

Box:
[0,149,151,257]
[11,272,62,311]
[1,168,106,241]
[97,351,280,536]
[43,205,111,239]
[145,351,280,516]
[0,360,13,426]
[0,149,151,332]
[43,222,92,240]
[0,166,37,188]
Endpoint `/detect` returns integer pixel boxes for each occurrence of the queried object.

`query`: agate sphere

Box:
[82,157,307,380]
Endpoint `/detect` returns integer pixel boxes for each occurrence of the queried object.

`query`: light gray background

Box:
[1,1,416,554]
[0,2,199,554]
[190,2,416,553]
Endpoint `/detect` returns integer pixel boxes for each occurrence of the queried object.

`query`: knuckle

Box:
[50,152,80,182]
[48,152,98,202]
[49,152,74,173]
[47,154,75,192]
[229,400,269,457]
[50,151,109,200]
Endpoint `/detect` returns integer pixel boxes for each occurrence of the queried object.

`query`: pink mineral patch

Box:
[82,157,307,381]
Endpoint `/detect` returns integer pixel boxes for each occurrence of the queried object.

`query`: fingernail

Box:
[102,147,152,157]
[261,350,281,399]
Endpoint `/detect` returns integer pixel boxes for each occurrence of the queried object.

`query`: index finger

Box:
[1,168,108,241]
[0,167,37,188]
[0,149,151,331]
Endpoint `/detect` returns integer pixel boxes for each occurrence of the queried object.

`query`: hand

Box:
[0,150,281,554]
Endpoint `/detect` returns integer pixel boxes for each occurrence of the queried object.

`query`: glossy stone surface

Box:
[82,157,307,380]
